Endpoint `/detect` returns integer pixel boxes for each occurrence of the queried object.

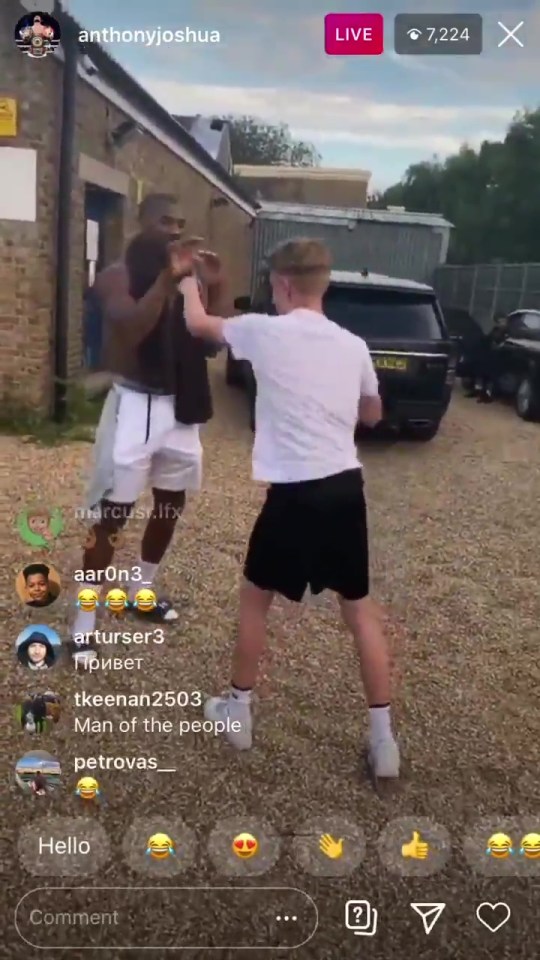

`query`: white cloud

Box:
[295,129,506,153]
[143,77,517,153]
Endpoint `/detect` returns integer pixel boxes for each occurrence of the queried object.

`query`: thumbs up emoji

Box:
[401,831,430,860]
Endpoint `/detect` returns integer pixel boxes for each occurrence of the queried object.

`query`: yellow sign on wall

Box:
[0,98,17,137]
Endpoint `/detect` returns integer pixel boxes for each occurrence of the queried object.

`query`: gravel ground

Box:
[1,359,539,959]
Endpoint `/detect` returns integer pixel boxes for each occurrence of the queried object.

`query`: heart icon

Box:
[476,902,511,932]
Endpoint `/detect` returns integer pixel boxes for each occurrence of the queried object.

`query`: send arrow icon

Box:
[411,903,446,934]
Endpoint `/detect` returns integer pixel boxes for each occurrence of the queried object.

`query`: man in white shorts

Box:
[172,237,399,780]
[71,195,222,658]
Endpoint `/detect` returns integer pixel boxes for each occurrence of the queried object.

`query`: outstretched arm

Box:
[192,279,222,355]
[179,276,226,342]
[176,252,260,362]
[358,395,382,426]
[357,342,382,426]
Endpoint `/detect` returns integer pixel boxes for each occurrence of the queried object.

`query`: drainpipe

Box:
[53,5,78,422]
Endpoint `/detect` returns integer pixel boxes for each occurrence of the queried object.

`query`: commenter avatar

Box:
[16,562,61,608]
[17,691,61,734]
[16,505,64,549]
[16,625,62,671]
[15,749,62,796]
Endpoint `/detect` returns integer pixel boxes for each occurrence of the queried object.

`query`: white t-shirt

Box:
[223,308,379,483]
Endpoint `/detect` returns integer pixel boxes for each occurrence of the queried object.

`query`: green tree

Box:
[224,115,321,167]
[378,108,540,263]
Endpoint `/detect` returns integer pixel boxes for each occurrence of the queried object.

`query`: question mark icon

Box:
[345,900,378,936]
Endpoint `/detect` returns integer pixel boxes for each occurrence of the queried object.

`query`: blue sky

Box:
[66,0,537,188]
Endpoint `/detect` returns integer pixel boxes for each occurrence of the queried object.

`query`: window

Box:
[323,284,444,339]
[507,312,540,338]
[521,312,540,333]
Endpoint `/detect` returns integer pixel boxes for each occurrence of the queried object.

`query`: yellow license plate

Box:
[374,355,409,371]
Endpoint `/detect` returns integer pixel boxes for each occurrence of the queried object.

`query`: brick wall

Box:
[1,0,253,412]
[238,174,369,209]
[209,194,253,297]
[0,2,60,410]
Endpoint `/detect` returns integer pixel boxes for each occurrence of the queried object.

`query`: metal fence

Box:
[433,263,540,330]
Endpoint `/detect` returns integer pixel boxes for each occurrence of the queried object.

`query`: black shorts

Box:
[244,468,369,602]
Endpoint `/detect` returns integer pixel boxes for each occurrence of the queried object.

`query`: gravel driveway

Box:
[2,359,538,959]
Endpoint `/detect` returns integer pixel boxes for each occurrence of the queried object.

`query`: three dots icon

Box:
[276,915,298,922]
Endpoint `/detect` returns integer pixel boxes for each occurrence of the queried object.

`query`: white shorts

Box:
[109,387,203,503]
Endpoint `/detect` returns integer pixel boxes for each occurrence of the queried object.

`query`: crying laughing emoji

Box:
[77,587,99,612]
[133,588,157,613]
[105,588,128,615]
[146,833,175,860]
[486,833,513,859]
[75,776,100,801]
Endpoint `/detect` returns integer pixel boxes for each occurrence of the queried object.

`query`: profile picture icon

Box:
[16,691,61,734]
[14,11,61,58]
[16,625,62,671]
[16,504,63,549]
[16,562,61,608]
[15,750,62,796]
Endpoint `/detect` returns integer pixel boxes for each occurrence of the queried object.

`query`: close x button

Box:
[15,886,318,950]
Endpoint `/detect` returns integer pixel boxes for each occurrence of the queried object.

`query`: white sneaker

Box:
[70,636,98,668]
[368,737,400,778]
[204,695,253,750]
[72,648,98,668]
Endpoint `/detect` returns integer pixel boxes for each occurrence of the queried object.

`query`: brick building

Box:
[0,1,257,414]
[234,165,371,209]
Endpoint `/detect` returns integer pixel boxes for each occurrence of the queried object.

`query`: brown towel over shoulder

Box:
[124,230,213,425]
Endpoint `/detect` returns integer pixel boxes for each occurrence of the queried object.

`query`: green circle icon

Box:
[17,506,64,549]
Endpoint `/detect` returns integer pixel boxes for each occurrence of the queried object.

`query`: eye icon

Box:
[407,28,422,40]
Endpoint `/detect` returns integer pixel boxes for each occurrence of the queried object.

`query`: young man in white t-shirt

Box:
[174,238,399,779]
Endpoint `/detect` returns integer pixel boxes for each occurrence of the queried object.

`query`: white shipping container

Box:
[251,201,453,292]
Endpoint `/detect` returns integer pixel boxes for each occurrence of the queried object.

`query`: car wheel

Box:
[404,421,440,441]
[515,376,540,421]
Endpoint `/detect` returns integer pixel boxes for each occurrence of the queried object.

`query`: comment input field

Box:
[15,886,318,950]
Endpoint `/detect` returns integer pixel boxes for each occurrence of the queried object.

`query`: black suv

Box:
[488,310,540,420]
[226,269,457,440]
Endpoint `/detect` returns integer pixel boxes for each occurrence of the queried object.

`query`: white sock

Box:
[72,581,98,640]
[129,560,159,600]
[369,705,392,742]
[229,686,252,716]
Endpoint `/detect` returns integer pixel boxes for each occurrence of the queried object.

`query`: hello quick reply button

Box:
[325,13,384,55]
[15,887,318,949]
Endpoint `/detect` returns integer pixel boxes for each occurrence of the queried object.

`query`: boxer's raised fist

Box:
[167,236,203,280]
[196,250,224,286]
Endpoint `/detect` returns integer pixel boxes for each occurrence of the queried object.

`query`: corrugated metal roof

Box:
[257,200,452,229]
[331,270,433,291]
